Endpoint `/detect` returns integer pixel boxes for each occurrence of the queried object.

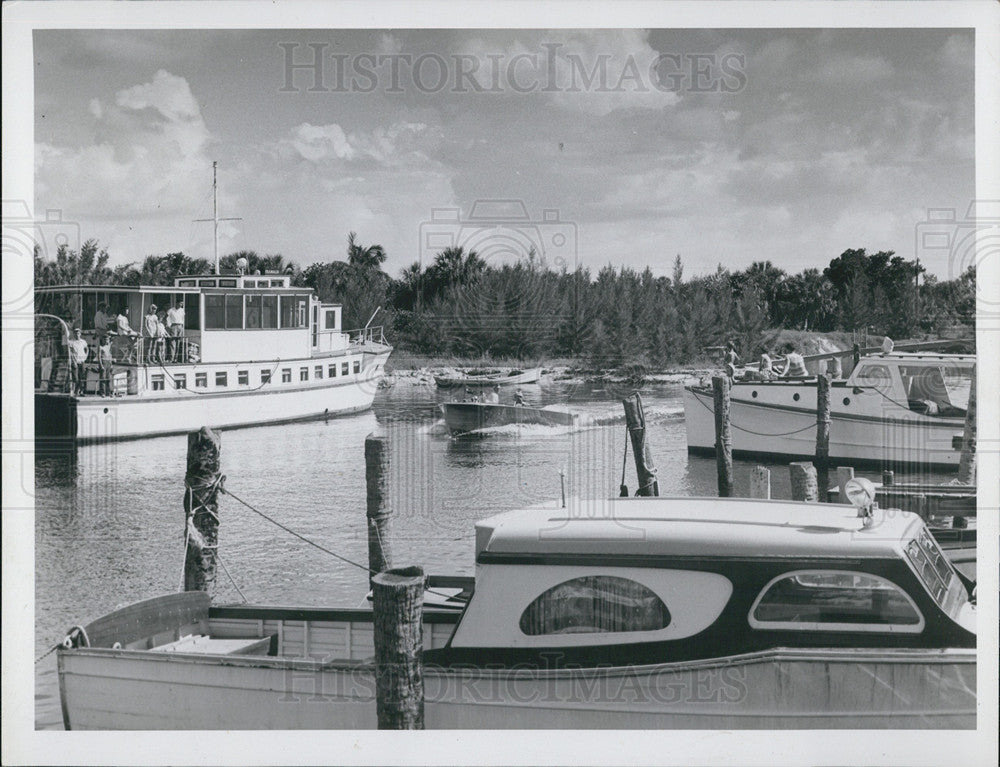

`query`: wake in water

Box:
[584,404,685,426]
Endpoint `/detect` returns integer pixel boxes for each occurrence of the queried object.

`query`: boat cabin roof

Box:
[35,274,334,298]
[476,496,922,560]
[863,352,975,365]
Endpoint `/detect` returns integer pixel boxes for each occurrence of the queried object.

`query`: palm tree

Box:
[346,232,387,271]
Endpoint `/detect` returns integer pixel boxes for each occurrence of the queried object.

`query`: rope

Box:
[217,553,250,603]
[690,386,823,437]
[154,356,284,395]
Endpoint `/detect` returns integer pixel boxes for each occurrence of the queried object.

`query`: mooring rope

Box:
[689,387,821,437]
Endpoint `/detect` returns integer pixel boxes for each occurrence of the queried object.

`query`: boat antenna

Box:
[193,161,242,275]
[560,471,566,508]
[619,431,629,497]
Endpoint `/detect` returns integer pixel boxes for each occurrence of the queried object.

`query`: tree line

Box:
[35,237,975,366]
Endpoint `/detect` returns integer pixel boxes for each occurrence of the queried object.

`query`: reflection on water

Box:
[33,378,953,728]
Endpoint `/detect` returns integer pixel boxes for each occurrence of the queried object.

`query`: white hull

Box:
[684,384,965,469]
[42,351,390,442]
[59,644,975,730]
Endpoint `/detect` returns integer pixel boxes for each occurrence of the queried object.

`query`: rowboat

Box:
[57,494,976,729]
[434,367,541,388]
[440,402,579,433]
[684,351,974,470]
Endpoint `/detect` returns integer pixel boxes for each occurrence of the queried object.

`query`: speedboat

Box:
[434,367,541,388]
[56,494,975,729]
[439,401,579,434]
[684,351,974,469]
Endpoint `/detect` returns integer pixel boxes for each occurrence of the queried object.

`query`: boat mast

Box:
[194,161,242,276]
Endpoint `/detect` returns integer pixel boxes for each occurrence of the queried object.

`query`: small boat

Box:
[57,494,976,729]
[684,351,975,469]
[434,367,541,388]
[440,402,579,433]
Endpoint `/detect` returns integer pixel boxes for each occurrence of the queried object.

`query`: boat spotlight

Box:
[845,477,877,525]
[236,256,249,275]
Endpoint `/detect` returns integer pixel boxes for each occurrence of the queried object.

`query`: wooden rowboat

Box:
[434,367,541,388]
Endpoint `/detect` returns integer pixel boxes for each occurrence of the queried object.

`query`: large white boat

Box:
[684,351,974,470]
[34,273,391,442]
[56,495,975,729]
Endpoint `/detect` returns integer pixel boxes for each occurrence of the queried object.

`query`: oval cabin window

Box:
[519,576,670,635]
[749,570,923,632]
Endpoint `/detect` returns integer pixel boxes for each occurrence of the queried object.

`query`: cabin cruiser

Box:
[56,494,975,729]
[34,273,391,442]
[684,352,975,469]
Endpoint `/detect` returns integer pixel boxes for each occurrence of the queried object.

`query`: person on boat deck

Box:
[485,384,500,404]
[97,335,113,397]
[777,345,808,377]
[115,306,137,336]
[154,310,169,364]
[758,350,774,380]
[166,300,185,362]
[825,356,843,379]
[144,304,160,363]
[882,335,894,354]
[513,388,525,406]
[65,326,89,396]
[94,303,111,335]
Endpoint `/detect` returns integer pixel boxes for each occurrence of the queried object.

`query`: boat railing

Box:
[105,334,202,366]
[347,325,388,347]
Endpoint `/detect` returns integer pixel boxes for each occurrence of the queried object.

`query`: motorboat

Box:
[439,401,579,434]
[57,494,976,729]
[684,351,975,469]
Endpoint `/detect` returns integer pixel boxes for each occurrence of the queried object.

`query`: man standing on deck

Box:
[167,300,185,362]
[66,326,89,395]
[94,303,110,335]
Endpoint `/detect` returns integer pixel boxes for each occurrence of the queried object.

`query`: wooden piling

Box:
[815,374,831,502]
[789,461,818,502]
[621,393,659,496]
[365,431,393,588]
[183,427,222,592]
[372,566,425,730]
[712,376,734,498]
[957,365,976,485]
[836,466,855,504]
[750,466,771,499]
[882,470,894,487]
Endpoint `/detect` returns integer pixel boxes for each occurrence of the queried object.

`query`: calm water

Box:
[33,377,952,728]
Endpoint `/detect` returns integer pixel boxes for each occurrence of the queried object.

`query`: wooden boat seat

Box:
[150,634,275,656]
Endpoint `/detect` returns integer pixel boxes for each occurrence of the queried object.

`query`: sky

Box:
[34,28,975,279]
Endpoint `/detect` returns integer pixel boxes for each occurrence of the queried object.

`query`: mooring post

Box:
[789,461,818,502]
[184,427,222,592]
[836,466,855,504]
[621,393,659,496]
[882,470,894,487]
[372,566,425,730]
[712,375,734,498]
[365,431,392,588]
[815,374,831,502]
[750,466,771,499]
[957,365,976,485]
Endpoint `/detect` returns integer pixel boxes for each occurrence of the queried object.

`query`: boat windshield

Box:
[899,364,972,417]
[904,527,967,619]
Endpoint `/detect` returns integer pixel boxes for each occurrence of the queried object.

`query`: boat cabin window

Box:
[749,571,923,633]
[281,368,291,383]
[853,363,892,390]
[325,310,338,329]
[151,374,165,391]
[177,279,196,288]
[329,364,337,377]
[195,373,208,388]
[175,374,187,390]
[341,362,349,376]
[519,576,671,635]
[216,372,228,387]
[353,360,361,374]
[899,364,971,416]
[905,528,961,611]
[280,295,308,329]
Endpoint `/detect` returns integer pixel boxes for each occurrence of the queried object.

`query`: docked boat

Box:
[34,273,391,443]
[684,351,975,469]
[57,494,975,729]
[440,402,579,434]
[434,366,541,388]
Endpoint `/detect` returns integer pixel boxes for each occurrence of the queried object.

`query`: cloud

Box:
[277,121,436,166]
[36,70,214,219]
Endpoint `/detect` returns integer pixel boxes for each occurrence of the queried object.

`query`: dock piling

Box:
[184,427,222,593]
[372,566,425,730]
[621,393,659,496]
[750,466,771,499]
[712,376,734,498]
[815,374,831,501]
[882,470,894,487]
[365,431,393,588]
[789,461,818,502]
[957,365,976,485]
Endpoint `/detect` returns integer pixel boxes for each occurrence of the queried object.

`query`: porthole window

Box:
[749,570,923,633]
[751,390,758,398]
[843,397,851,406]
[519,576,670,636]
[792,393,800,402]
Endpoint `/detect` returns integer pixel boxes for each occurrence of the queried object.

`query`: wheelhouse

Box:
[845,353,973,418]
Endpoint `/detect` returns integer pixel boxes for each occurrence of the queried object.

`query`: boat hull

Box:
[435,367,541,388]
[37,351,390,443]
[684,383,965,470]
[440,402,577,433]
[58,644,976,730]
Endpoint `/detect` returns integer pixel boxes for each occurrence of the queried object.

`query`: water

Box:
[33,377,952,728]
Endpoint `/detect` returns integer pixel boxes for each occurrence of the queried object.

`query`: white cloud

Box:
[278,121,434,166]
